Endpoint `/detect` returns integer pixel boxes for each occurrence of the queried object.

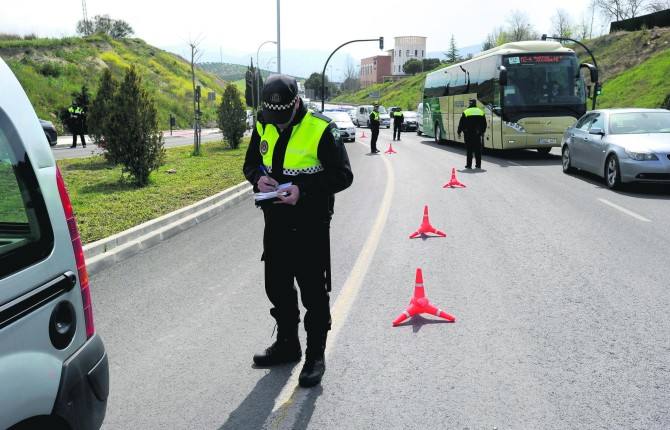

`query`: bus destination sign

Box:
[507,55,566,65]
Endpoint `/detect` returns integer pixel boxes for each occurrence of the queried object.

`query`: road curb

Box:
[84,181,253,275]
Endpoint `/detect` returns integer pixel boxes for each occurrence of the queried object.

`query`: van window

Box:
[0,112,54,279]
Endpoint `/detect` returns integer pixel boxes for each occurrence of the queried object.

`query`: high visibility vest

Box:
[463,107,484,117]
[393,111,403,117]
[256,110,330,176]
[68,106,83,115]
[371,111,380,121]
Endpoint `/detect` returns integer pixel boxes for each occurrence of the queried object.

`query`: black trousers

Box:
[71,134,86,147]
[263,208,332,334]
[370,128,379,153]
[393,123,401,140]
[465,136,482,168]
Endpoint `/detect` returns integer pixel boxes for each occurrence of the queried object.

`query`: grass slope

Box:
[0,35,227,131]
[332,72,428,110]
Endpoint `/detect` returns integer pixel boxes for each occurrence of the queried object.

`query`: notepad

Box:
[254,182,293,201]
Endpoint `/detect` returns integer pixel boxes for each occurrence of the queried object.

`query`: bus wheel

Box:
[434,124,441,144]
[417,129,422,136]
[537,147,551,155]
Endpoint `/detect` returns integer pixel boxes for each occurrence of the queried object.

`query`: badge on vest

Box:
[260,140,269,155]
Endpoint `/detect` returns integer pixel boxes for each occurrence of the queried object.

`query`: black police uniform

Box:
[457,104,487,168]
[369,109,380,153]
[392,109,404,141]
[243,75,353,387]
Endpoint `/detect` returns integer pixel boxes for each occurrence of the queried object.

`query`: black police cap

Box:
[262,74,299,125]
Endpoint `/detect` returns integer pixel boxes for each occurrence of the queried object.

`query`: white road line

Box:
[506,160,527,168]
[598,198,651,222]
[266,140,396,426]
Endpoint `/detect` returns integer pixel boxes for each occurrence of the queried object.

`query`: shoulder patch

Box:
[311,111,333,123]
[330,124,341,142]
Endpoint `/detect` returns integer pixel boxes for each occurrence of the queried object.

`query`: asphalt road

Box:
[51,129,225,160]
[92,127,670,429]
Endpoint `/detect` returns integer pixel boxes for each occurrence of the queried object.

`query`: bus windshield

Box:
[503,54,585,108]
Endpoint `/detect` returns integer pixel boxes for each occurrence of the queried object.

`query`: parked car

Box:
[561,108,670,189]
[416,103,424,136]
[401,111,418,132]
[245,109,254,130]
[324,110,356,142]
[0,57,109,430]
[40,119,58,146]
[347,108,357,123]
[355,105,391,128]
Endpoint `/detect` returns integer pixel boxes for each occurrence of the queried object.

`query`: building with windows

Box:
[359,55,392,88]
[391,36,427,75]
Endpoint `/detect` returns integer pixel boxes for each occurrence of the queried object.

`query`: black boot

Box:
[253,326,301,367]
[299,332,327,388]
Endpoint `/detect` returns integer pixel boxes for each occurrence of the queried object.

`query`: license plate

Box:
[539,138,557,145]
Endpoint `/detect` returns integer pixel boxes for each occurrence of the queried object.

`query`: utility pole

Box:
[276,0,281,73]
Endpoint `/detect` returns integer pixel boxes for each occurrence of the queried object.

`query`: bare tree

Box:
[552,9,575,39]
[342,58,360,92]
[576,12,592,40]
[188,37,204,155]
[483,27,509,50]
[628,0,649,17]
[507,10,537,41]
[596,0,648,21]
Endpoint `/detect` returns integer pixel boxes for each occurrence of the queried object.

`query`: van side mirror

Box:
[589,127,605,136]
[499,66,508,86]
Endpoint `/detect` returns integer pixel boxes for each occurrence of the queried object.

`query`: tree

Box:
[422,58,442,71]
[595,0,647,21]
[305,72,329,99]
[341,59,360,92]
[106,67,165,186]
[188,38,204,155]
[552,9,574,39]
[403,59,422,75]
[445,35,460,63]
[507,10,537,41]
[483,27,510,50]
[217,83,247,149]
[88,69,118,149]
[576,12,592,40]
[76,15,134,39]
[648,0,670,12]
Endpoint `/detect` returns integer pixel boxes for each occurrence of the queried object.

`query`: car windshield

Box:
[503,54,586,108]
[609,112,670,134]
[378,106,388,114]
[324,112,351,122]
[403,112,417,118]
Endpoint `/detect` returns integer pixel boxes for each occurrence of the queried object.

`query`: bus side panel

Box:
[489,111,503,149]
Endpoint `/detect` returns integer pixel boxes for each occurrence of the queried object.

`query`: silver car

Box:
[323,111,356,142]
[561,108,670,189]
[1,58,108,429]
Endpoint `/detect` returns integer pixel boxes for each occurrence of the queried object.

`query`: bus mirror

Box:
[580,63,598,84]
[586,85,592,98]
[499,66,508,86]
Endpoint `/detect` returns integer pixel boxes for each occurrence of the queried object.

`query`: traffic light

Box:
[195,85,201,102]
[595,82,602,96]
[379,37,384,50]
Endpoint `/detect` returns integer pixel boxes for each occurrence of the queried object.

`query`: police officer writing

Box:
[369,104,381,154]
[243,75,353,388]
[392,108,404,141]
[457,99,487,169]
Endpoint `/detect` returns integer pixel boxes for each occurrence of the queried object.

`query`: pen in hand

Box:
[258,165,278,192]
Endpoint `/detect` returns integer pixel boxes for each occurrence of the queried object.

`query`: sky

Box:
[0,0,611,79]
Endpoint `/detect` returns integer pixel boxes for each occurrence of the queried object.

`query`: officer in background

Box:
[369,103,380,153]
[457,99,487,169]
[243,75,353,388]
[67,103,87,148]
[392,107,404,141]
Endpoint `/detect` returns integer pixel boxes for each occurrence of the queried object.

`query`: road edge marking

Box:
[598,198,651,222]
[268,140,396,419]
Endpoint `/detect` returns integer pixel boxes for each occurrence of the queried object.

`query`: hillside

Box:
[0,35,227,131]
[334,27,670,110]
[199,62,274,82]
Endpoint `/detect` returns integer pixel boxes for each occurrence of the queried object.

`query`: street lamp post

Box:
[321,37,384,112]
[256,40,277,112]
[541,34,600,110]
[276,0,281,73]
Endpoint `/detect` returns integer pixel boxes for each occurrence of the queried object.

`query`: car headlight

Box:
[625,149,658,161]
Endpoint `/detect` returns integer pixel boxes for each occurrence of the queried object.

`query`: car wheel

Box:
[605,154,622,189]
[537,147,551,155]
[417,129,422,136]
[367,120,370,128]
[562,145,574,173]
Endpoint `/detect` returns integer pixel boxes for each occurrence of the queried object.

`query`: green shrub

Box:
[217,83,246,149]
[106,66,165,185]
[88,69,118,150]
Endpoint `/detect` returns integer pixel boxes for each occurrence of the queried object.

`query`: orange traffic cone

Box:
[392,268,456,326]
[443,168,466,188]
[409,205,446,239]
[359,130,367,139]
[384,142,397,154]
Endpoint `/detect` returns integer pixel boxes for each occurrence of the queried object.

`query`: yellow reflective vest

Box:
[463,107,485,117]
[256,110,330,176]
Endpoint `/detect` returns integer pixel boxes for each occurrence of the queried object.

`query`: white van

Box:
[0,58,108,429]
[355,105,391,129]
